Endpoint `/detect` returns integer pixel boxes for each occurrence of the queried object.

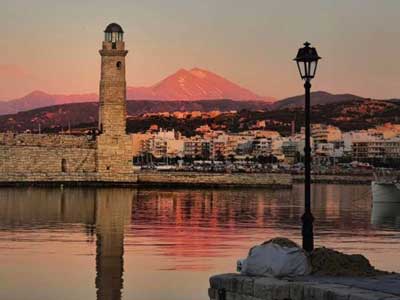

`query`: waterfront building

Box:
[236,140,253,156]
[224,133,253,156]
[315,142,339,157]
[352,137,400,162]
[210,136,227,159]
[243,130,281,139]
[183,137,209,159]
[270,137,285,161]
[131,122,400,166]
[301,124,342,149]
[132,129,184,159]
[131,132,153,156]
[166,139,185,157]
[152,137,168,158]
[342,130,377,155]
[252,138,273,157]
[282,139,298,164]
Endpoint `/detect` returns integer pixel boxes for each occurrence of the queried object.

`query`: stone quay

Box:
[0,171,292,188]
[209,273,400,300]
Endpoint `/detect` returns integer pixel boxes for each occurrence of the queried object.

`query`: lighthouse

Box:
[98,23,128,134]
[97,23,133,177]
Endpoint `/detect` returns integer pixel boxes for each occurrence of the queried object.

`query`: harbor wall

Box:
[0,146,97,174]
[138,172,292,188]
[0,134,371,187]
[0,133,97,174]
[0,171,292,188]
[293,174,373,185]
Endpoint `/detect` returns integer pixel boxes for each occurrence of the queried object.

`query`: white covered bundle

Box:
[238,240,311,277]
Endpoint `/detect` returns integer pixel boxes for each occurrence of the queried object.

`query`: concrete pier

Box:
[209,273,400,300]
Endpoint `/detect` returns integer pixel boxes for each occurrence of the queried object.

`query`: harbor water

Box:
[0,184,399,300]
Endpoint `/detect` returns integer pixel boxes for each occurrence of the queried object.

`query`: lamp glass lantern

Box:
[294,42,321,81]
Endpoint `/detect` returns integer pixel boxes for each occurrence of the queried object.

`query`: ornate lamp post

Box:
[294,42,321,252]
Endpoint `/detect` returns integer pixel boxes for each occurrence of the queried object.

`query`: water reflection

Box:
[0,188,96,226]
[95,189,133,300]
[0,188,133,300]
[0,185,399,300]
[372,203,400,228]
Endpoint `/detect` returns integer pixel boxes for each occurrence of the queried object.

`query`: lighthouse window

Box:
[116,61,122,69]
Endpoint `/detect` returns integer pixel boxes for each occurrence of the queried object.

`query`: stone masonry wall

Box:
[0,132,291,186]
[98,41,127,136]
[0,133,96,148]
[138,172,292,188]
[209,273,400,300]
[96,39,133,179]
[96,133,133,176]
[0,133,97,175]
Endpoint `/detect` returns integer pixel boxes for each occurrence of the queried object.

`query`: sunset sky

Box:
[0,0,399,101]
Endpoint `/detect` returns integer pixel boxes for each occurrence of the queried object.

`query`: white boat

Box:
[371,170,400,204]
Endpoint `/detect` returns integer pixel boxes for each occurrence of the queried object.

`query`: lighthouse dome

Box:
[104,23,124,42]
[104,23,124,33]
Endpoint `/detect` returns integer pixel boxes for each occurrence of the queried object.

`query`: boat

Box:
[371,169,400,203]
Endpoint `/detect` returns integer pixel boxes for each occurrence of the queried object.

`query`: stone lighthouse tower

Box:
[96,23,133,178]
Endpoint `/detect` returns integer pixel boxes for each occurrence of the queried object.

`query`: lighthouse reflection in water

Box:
[0,188,132,300]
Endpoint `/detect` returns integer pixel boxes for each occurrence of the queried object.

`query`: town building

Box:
[131,129,183,158]
[282,140,298,164]
[183,137,209,159]
[252,138,272,157]
[375,123,400,139]
[301,124,342,147]
[130,121,400,167]
[352,137,400,162]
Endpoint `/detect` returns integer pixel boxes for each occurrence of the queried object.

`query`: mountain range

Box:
[0,68,273,115]
[2,97,399,134]
[0,91,97,115]
[270,91,365,110]
[1,65,398,133]
[0,91,374,132]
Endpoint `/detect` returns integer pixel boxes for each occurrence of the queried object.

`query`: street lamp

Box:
[294,42,321,252]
